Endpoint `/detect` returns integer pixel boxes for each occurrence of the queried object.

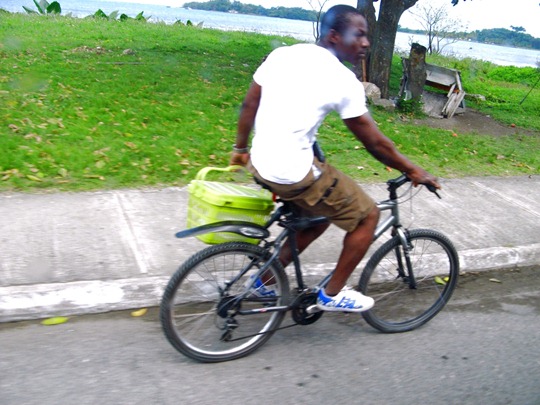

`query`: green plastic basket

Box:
[186,166,274,244]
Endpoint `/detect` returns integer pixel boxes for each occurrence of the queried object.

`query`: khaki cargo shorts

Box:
[248,158,375,232]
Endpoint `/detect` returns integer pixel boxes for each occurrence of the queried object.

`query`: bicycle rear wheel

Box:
[160,242,289,362]
[359,229,459,333]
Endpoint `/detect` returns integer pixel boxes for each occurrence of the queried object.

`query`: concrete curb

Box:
[2,243,539,322]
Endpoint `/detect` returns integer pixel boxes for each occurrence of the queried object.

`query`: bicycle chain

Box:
[221,291,323,342]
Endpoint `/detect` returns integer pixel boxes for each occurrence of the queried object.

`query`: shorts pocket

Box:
[315,178,350,212]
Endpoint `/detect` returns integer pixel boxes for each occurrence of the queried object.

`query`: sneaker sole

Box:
[316,301,374,313]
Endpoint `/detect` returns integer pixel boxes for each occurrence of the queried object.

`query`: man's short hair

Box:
[320,5,362,39]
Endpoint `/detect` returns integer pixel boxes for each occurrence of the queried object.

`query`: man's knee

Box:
[361,205,380,229]
[345,206,379,240]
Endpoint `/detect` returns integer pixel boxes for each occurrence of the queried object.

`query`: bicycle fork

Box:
[393,227,417,289]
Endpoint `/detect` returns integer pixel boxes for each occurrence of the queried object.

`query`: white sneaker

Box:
[316,287,374,312]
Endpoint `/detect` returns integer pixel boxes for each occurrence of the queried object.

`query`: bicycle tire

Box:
[160,242,289,363]
[359,229,459,333]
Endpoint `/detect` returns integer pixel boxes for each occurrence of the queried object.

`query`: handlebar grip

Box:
[425,184,442,199]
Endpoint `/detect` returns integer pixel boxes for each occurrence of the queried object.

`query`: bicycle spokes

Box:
[160,243,290,362]
[359,229,459,333]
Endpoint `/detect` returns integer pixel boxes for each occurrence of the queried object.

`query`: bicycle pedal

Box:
[306,305,322,315]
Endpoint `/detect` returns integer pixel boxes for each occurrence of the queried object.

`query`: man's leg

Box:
[324,206,380,296]
[279,222,330,268]
[256,222,328,287]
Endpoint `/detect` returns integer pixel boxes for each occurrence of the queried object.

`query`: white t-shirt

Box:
[250,43,368,184]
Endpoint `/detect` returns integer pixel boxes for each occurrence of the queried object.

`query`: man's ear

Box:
[327,29,341,45]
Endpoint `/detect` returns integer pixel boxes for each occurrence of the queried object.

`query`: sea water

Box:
[2,0,539,67]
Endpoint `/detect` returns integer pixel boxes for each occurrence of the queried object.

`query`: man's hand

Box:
[405,167,441,189]
[229,152,249,167]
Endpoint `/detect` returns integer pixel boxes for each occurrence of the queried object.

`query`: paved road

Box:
[1,267,539,405]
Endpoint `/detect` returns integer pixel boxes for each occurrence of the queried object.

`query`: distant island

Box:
[183,0,317,22]
[184,0,540,50]
[399,27,540,51]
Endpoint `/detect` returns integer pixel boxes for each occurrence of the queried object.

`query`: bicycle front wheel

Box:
[160,242,289,363]
[359,229,459,333]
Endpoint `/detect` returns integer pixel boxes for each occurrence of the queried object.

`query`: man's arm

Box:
[230,82,262,167]
[344,113,440,188]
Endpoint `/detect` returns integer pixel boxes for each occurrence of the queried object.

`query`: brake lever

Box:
[425,184,442,199]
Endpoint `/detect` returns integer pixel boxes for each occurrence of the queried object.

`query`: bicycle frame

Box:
[162,174,455,361]
[176,174,426,313]
[262,197,403,294]
[242,175,413,301]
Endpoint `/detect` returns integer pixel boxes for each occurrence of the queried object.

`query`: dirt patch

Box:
[70,46,109,54]
[413,109,540,137]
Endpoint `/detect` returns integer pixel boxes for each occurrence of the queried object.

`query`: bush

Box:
[487,66,539,86]
[23,0,61,15]
[396,98,424,116]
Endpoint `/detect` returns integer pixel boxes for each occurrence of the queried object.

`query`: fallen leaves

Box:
[83,174,105,181]
[435,276,450,285]
[41,316,69,325]
[70,45,108,54]
[26,174,42,182]
[130,308,147,317]
[24,133,42,142]
[1,169,22,181]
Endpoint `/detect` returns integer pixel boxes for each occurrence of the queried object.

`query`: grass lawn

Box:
[1,13,539,192]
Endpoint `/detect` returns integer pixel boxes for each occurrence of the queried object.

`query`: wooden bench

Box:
[400,58,466,118]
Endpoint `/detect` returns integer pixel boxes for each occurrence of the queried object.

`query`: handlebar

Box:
[387,174,441,199]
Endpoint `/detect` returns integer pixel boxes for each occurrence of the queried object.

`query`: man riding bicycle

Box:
[230,4,440,313]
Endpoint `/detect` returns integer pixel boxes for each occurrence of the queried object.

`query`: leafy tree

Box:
[473,28,539,49]
[307,0,330,42]
[410,1,465,55]
[355,0,475,97]
[184,0,317,21]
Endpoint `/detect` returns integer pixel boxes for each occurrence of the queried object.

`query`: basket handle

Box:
[195,165,248,181]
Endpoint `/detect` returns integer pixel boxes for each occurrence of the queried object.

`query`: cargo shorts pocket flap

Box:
[293,175,338,207]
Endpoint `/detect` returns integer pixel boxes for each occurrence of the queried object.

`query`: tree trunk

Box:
[356,0,377,46]
[356,0,419,98]
[355,0,377,82]
[407,43,427,100]
[369,0,404,98]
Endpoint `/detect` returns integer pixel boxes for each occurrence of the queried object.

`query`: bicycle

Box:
[160,174,460,363]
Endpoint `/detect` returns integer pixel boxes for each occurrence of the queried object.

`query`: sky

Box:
[258,0,540,38]
[125,0,540,38]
